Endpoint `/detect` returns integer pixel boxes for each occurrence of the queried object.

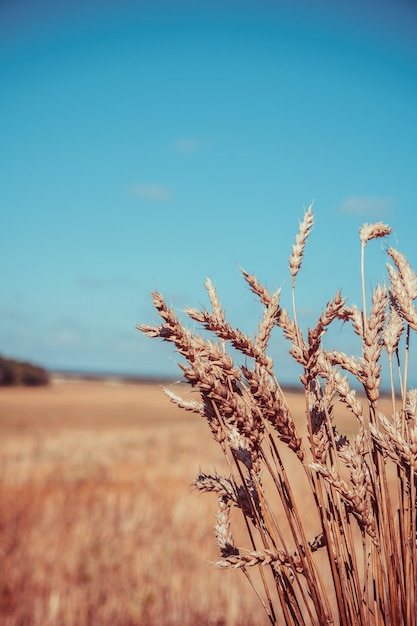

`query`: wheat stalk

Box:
[138,206,417,625]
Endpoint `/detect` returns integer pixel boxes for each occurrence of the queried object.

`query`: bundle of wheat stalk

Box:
[138,206,417,625]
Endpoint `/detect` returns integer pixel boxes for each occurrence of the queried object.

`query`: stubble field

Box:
[0,379,275,625]
[0,379,392,625]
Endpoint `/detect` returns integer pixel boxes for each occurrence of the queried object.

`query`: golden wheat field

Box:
[0,378,265,626]
[0,378,393,626]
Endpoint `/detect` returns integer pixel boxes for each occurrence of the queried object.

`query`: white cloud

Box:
[0,306,28,321]
[131,184,171,202]
[78,275,136,289]
[339,196,394,216]
[173,137,200,155]
[52,329,81,346]
[78,276,107,289]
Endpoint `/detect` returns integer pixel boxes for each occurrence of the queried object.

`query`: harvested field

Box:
[0,379,393,625]
[0,380,266,625]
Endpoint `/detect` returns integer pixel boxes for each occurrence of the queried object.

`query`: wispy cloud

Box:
[78,276,107,289]
[0,306,28,321]
[78,275,136,289]
[173,137,200,155]
[130,184,172,202]
[339,195,394,217]
[51,328,81,347]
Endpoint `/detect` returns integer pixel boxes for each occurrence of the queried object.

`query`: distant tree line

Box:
[0,356,50,386]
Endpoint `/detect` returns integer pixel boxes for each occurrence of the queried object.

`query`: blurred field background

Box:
[0,379,272,626]
[2,3,416,623]
[0,378,394,625]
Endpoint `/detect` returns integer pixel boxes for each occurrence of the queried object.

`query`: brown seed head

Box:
[359,222,391,245]
[289,204,314,281]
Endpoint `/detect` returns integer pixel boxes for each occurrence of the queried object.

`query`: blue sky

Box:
[1,0,417,384]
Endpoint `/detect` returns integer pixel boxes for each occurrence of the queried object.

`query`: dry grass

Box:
[3,210,416,625]
[140,208,417,625]
[0,379,302,625]
[0,389,395,625]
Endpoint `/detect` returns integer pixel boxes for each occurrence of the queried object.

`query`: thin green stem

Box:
[402,325,410,411]
[361,241,367,333]
[388,353,396,417]
[292,280,301,347]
